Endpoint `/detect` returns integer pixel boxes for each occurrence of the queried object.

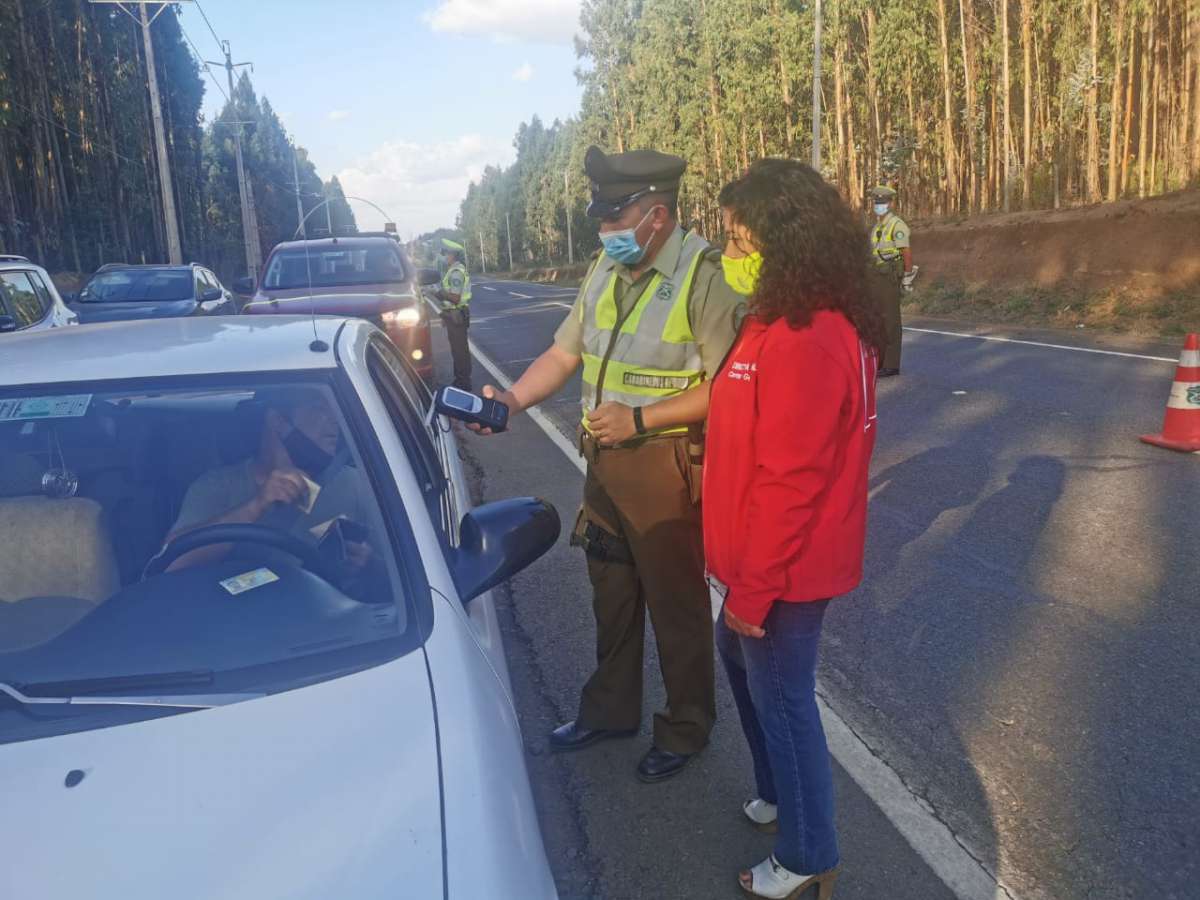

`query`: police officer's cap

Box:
[870,185,897,201]
[440,238,466,254]
[584,145,686,219]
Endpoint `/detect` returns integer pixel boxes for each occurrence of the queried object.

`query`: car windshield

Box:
[262,245,408,290]
[80,269,193,302]
[0,377,415,745]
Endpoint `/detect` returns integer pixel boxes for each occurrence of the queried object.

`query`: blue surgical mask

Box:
[874,203,890,217]
[599,208,658,265]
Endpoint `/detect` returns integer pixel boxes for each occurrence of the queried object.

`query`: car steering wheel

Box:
[143,523,324,579]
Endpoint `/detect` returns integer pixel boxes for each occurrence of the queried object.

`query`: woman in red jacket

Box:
[707,159,885,899]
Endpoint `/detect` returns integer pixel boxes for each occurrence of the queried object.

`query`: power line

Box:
[193,0,224,51]
[179,24,229,104]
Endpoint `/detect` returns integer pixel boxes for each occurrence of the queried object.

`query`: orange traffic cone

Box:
[1141,332,1200,452]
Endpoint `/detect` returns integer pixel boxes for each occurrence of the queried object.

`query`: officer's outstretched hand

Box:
[587,401,636,447]
[468,385,518,435]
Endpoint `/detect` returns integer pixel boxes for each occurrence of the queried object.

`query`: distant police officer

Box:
[869,185,914,376]
[477,146,744,782]
[437,238,473,390]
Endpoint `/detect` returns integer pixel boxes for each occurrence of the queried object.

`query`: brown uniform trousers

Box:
[871,261,903,370]
[575,433,715,755]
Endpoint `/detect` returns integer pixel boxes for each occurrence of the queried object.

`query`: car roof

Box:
[0,258,43,271]
[270,236,402,253]
[93,264,197,272]
[0,317,369,388]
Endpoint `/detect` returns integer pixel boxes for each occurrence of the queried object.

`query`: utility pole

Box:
[478,231,487,273]
[208,41,259,277]
[505,212,514,271]
[290,143,306,239]
[93,1,191,264]
[811,0,823,172]
[564,168,574,265]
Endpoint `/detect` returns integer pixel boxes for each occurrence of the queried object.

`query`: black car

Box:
[69,264,237,324]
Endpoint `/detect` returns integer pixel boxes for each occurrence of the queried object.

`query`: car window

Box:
[263,244,409,290]
[203,270,222,292]
[0,272,48,328]
[80,269,193,302]
[0,377,419,747]
[368,341,449,540]
[193,268,207,298]
[26,272,55,313]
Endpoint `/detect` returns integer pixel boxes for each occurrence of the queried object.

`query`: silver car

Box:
[0,256,77,334]
[0,317,559,899]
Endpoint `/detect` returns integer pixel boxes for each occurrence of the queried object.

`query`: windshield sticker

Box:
[220,568,280,596]
[0,394,92,422]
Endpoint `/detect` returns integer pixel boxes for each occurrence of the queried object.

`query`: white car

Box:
[0,317,559,899]
[0,255,77,333]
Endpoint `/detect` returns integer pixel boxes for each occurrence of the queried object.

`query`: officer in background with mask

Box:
[476,146,744,782]
[437,238,473,390]
[869,185,914,376]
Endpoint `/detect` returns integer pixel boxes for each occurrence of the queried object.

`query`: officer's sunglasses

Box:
[587,187,657,223]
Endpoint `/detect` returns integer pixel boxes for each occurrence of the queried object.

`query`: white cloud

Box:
[512,62,535,82]
[336,134,514,236]
[425,0,581,44]
[328,109,351,122]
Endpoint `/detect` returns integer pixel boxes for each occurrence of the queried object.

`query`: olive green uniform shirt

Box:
[554,227,745,379]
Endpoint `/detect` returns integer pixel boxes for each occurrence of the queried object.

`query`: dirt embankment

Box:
[906,189,1200,336]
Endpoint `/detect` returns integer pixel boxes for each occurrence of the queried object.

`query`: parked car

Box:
[69,263,237,323]
[0,317,559,900]
[238,234,434,383]
[0,255,77,334]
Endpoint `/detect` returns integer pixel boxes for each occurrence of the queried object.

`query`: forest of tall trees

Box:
[458,0,1199,270]
[0,0,353,279]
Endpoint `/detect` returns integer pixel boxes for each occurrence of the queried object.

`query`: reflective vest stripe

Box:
[440,263,472,305]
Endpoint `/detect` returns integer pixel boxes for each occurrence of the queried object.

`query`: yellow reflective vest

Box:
[578,231,709,436]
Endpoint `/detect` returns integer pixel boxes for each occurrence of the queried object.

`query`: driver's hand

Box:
[468,385,518,435]
[257,468,310,511]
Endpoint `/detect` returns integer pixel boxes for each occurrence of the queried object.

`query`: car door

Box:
[365,336,513,691]
[0,270,52,332]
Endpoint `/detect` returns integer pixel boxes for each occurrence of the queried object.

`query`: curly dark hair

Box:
[717,159,888,355]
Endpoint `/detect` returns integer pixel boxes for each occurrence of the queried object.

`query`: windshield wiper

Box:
[0,671,264,710]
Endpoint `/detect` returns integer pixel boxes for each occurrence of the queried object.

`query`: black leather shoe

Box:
[548,720,637,753]
[878,367,900,378]
[636,746,693,783]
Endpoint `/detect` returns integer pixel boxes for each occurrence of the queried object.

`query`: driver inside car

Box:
[162,387,377,587]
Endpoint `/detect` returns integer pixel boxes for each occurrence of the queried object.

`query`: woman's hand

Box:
[587,401,637,446]
[724,605,765,639]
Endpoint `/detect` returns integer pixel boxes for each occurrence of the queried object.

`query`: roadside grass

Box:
[904,278,1198,337]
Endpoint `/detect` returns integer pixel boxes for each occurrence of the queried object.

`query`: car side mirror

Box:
[61,291,78,304]
[232,276,255,295]
[417,268,441,286]
[0,315,17,333]
[200,287,223,302]
[451,498,560,604]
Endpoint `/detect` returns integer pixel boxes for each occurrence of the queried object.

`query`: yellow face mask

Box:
[721,251,763,296]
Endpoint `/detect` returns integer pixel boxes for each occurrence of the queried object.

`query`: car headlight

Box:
[382,307,421,328]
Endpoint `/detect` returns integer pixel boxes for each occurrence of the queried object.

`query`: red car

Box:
[238,235,434,382]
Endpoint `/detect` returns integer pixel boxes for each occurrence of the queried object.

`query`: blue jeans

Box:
[717,599,839,874]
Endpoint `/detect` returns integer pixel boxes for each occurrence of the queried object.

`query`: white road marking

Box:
[480,285,496,291]
[510,291,533,299]
[905,326,1177,363]
[460,329,1021,900]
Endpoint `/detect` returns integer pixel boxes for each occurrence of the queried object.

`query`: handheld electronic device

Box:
[434,386,509,432]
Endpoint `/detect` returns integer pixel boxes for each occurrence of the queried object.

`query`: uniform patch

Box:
[655,282,675,302]
[624,372,691,390]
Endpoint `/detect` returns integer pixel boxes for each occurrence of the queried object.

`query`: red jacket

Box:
[703,310,878,627]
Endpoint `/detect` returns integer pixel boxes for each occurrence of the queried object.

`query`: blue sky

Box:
[177,0,585,236]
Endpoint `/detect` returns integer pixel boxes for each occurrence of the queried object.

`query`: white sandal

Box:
[742,798,779,834]
[738,854,840,900]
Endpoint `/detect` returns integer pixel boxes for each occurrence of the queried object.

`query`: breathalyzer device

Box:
[434,386,509,432]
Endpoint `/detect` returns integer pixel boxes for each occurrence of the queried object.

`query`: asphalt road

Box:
[429,277,1199,900]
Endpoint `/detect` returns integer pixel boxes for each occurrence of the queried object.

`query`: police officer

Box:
[437,238,473,390]
[477,146,744,782]
[869,185,914,376]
